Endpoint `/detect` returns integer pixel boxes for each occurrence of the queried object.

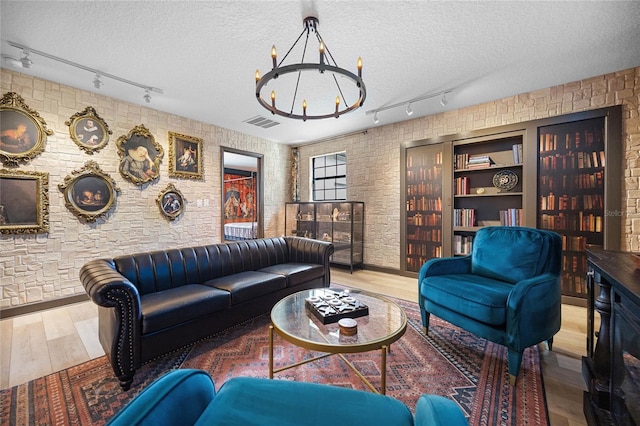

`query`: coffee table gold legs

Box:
[381,345,387,394]
[269,325,274,379]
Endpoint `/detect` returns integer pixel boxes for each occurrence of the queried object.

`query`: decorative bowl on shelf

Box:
[492,170,518,191]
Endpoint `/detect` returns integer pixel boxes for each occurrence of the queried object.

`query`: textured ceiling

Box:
[1,1,639,146]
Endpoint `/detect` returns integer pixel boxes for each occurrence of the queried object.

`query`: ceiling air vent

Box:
[243,115,281,129]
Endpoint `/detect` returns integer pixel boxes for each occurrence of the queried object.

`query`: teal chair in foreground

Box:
[419,226,562,385]
[107,369,468,426]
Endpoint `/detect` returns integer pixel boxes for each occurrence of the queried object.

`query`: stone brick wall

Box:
[297,67,640,270]
[0,70,290,309]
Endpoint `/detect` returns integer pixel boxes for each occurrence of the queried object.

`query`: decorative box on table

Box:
[305,290,369,324]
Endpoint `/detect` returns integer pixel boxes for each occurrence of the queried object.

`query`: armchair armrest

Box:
[284,236,335,286]
[506,272,562,350]
[79,258,142,390]
[107,369,216,426]
[414,394,468,426]
[418,256,472,283]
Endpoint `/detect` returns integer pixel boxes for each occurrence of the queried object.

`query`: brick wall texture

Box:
[1,66,639,309]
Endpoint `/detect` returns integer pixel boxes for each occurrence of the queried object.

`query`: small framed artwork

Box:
[116,124,163,186]
[58,160,120,223]
[1,92,53,166]
[156,183,185,221]
[0,168,49,234]
[66,106,112,154]
[168,131,203,180]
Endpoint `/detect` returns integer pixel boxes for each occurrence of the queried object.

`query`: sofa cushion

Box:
[140,285,230,334]
[194,377,414,426]
[471,226,552,284]
[259,263,324,287]
[421,274,512,326]
[203,271,286,305]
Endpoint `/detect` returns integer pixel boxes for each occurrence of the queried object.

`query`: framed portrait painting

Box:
[58,160,120,223]
[156,183,185,221]
[1,92,53,166]
[66,106,112,154]
[116,124,163,185]
[168,131,203,180]
[0,168,49,234]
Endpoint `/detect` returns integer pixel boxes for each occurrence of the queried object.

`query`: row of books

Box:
[539,130,604,153]
[453,234,474,255]
[406,243,443,257]
[561,273,587,295]
[453,208,476,227]
[407,212,442,226]
[406,166,442,182]
[539,150,605,170]
[406,197,442,213]
[562,253,587,274]
[512,143,523,164]
[498,208,523,226]
[562,235,587,252]
[454,154,493,170]
[539,172,604,191]
[406,151,443,168]
[539,193,604,211]
[407,228,442,242]
[454,176,471,195]
[540,213,603,232]
[407,182,442,196]
[406,249,442,272]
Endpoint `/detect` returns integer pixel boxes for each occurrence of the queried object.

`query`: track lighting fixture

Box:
[5,41,163,104]
[373,111,379,124]
[93,74,103,89]
[440,93,448,107]
[20,50,32,69]
[406,103,413,116]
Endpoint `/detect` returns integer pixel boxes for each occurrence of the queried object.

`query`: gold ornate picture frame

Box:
[156,183,185,221]
[66,106,112,154]
[168,131,203,180]
[0,168,49,234]
[0,92,53,166]
[116,124,163,186]
[58,160,120,223]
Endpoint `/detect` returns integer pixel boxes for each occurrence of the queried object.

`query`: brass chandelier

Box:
[255,17,366,121]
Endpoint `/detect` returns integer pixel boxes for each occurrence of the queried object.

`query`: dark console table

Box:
[583,248,640,426]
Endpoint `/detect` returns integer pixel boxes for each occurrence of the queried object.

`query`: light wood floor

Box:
[0,268,588,425]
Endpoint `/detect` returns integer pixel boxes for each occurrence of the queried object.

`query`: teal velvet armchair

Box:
[418,226,562,385]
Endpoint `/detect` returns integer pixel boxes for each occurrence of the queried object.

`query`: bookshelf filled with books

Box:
[537,115,614,299]
[403,143,446,273]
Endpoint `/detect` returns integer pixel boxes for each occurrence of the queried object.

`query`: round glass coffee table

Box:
[269,287,407,394]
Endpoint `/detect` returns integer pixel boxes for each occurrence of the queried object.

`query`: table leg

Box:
[381,345,387,395]
[269,325,274,379]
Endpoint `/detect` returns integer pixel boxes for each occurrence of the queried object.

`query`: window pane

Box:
[336,177,346,188]
[315,168,325,178]
[326,155,337,166]
[314,157,325,167]
[315,180,324,189]
[336,164,346,175]
[336,188,347,199]
[336,153,346,164]
[314,190,324,201]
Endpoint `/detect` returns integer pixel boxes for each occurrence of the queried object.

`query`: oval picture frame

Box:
[116,124,163,186]
[0,92,53,166]
[156,183,185,221]
[66,106,112,154]
[58,160,120,223]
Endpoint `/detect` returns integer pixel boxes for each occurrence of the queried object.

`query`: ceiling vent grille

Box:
[243,115,280,129]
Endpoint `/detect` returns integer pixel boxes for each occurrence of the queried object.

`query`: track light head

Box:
[20,50,32,68]
[93,74,103,89]
[143,89,152,103]
[373,111,379,124]
[406,103,413,116]
[440,93,448,107]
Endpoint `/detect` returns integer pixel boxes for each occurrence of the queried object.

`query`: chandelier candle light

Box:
[255,17,366,121]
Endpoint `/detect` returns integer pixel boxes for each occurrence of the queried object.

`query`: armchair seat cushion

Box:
[259,263,324,287]
[141,285,230,334]
[203,271,286,305]
[421,274,513,326]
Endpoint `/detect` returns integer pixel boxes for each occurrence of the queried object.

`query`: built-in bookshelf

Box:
[403,143,444,273]
[452,132,525,255]
[537,117,608,298]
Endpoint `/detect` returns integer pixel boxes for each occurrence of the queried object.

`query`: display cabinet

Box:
[285,201,364,272]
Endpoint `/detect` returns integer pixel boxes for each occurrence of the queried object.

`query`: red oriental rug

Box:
[0,295,549,425]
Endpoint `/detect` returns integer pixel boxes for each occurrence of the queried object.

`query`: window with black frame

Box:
[312,152,346,201]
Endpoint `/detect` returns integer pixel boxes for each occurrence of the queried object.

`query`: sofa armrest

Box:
[79,258,142,390]
[414,394,468,426]
[506,272,562,350]
[107,369,216,426]
[284,236,334,286]
[418,256,472,283]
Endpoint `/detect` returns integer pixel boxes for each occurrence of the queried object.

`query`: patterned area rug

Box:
[1,295,549,425]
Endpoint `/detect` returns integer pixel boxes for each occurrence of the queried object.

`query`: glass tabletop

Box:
[270,288,407,353]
